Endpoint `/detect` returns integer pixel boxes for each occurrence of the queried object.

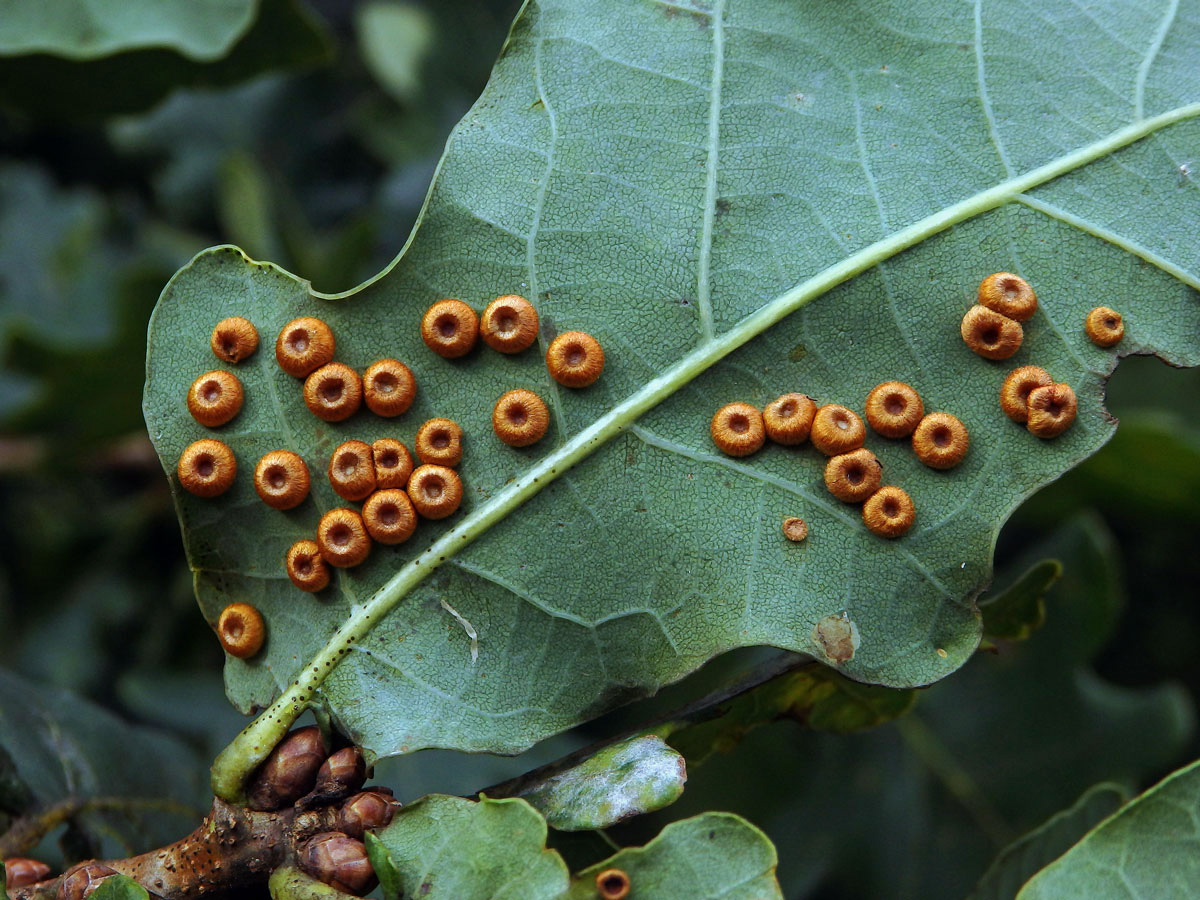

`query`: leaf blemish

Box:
[812,614,860,665]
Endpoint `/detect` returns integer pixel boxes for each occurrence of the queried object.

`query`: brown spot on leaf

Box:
[813,614,860,664]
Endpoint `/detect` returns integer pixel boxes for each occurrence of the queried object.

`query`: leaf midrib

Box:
[211,101,1200,799]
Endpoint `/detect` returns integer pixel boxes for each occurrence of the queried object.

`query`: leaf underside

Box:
[144,0,1200,762]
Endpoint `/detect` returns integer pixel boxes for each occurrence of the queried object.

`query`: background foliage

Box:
[2,1,1200,898]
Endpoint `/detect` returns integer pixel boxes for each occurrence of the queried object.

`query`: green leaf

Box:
[0,0,256,61]
[88,875,149,900]
[0,0,331,119]
[966,784,1128,900]
[567,813,781,900]
[514,735,686,831]
[356,2,435,105]
[979,559,1062,644]
[1016,759,1200,900]
[0,669,205,865]
[363,833,403,900]
[371,795,570,899]
[268,866,359,900]
[668,661,915,765]
[143,0,1200,781]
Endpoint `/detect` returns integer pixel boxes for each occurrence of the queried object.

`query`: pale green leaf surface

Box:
[516,734,686,831]
[967,784,1128,900]
[144,0,1200,766]
[1016,759,1200,900]
[567,812,781,900]
[370,795,569,900]
[0,0,254,61]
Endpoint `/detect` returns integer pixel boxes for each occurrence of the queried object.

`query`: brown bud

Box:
[246,726,327,811]
[338,790,402,838]
[4,858,51,889]
[57,863,116,900]
[315,747,366,795]
[299,833,376,895]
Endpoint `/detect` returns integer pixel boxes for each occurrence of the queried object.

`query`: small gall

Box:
[363,358,417,417]
[362,489,418,545]
[304,362,363,422]
[372,438,413,489]
[178,439,237,497]
[782,516,808,542]
[408,464,464,519]
[977,272,1038,322]
[864,381,924,438]
[1026,383,1077,438]
[999,365,1053,423]
[187,369,244,427]
[710,401,765,457]
[421,299,479,358]
[961,305,1023,360]
[912,412,969,469]
[276,317,336,377]
[254,450,310,510]
[316,508,372,568]
[492,389,550,447]
[763,392,817,445]
[415,417,464,466]
[862,485,915,538]
[286,539,330,592]
[546,330,605,387]
[480,294,539,354]
[217,602,266,659]
[595,869,631,900]
[824,448,883,503]
[1085,306,1125,347]
[210,316,259,363]
[810,404,866,456]
[328,440,378,501]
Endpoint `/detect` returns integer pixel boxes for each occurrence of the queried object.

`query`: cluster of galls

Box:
[249,726,400,896]
[961,272,1130,439]
[711,381,966,540]
[174,296,606,661]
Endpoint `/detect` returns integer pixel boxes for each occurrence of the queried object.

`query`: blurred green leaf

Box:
[0,0,331,119]
[363,833,402,900]
[967,783,1127,900]
[216,151,284,262]
[668,661,915,766]
[1016,759,1200,900]
[566,813,782,900]
[0,163,122,348]
[516,735,686,832]
[356,3,435,105]
[979,559,1061,644]
[0,0,256,61]
[0,669,206,866]
[372,795,569,900]
[268,866,358,900]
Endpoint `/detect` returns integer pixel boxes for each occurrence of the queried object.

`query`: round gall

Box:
[480,295,539,354]
[864,381,924,438]
[276,317,335,377]
[187,370,244,427]
[710,402,765,457]
[211,317,259,363]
